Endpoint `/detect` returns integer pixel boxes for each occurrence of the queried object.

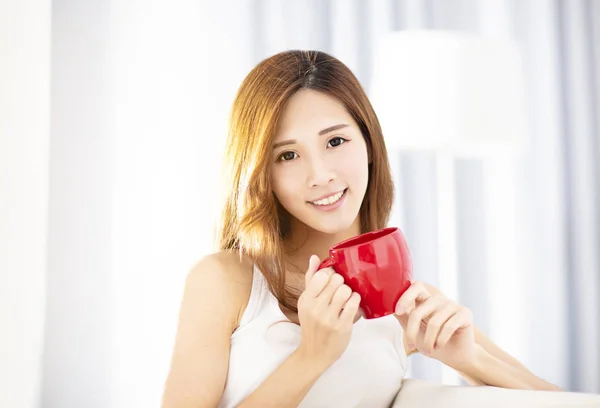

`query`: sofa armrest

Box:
[390,379,600,407]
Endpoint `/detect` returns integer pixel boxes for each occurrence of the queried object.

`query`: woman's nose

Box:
[306,155,336,187]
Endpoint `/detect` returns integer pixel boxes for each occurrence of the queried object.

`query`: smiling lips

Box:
[309,189,347,206]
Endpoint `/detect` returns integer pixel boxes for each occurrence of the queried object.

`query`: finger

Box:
[422,301,459,354]
[352,308,364,323]
[304,267,335,299]
[436,308,473,349]
[340,292,361,323]
[316,272,344,306]
[329,284,353,313]
[304,255,321,287]
[395,281,431,315]
[395,312,409,331]
[405,295,445,345]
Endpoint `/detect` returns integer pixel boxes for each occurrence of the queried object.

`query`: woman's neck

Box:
[283,217,362,275]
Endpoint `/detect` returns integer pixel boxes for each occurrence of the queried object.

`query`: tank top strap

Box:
[237,265,269,327]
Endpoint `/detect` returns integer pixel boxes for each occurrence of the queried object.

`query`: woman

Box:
[162,50,560,408]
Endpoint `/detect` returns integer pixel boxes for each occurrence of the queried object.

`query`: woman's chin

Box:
[302,217,358,236]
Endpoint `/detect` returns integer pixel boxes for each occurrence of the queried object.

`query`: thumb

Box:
[304,254,321,287]
[395,312,409,331]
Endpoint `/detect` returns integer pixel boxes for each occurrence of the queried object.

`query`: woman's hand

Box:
[296,255,362,369]
[394,281,476,371]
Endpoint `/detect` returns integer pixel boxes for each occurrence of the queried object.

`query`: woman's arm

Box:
[404,283,561,391]
[237,348,329,408]
[162,254,249,408]
[471,326,536,376]
[460,344,562,390]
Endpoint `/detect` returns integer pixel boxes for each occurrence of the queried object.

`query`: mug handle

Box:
[318,256,335,270]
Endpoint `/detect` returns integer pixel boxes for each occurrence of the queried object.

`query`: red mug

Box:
[318,227,413,319]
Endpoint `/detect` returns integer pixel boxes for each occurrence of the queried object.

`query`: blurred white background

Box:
[1,0,599,407]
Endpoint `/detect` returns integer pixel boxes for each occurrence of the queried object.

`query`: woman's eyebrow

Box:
[318,123,349,135]
[272,139,296,150]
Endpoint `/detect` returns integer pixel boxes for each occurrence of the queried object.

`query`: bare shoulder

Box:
[163,251,254,406]
[185,250,254,330]
[189,250,253,287]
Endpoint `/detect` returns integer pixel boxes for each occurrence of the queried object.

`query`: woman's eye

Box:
[278,151,298,162]
[327,137,347,148]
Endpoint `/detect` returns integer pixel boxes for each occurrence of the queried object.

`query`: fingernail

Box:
[395,305,404,315]
[408,343,415,350]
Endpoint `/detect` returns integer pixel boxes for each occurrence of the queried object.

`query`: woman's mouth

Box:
[308,188,348,211]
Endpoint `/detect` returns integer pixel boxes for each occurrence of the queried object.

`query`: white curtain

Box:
[3,1,596,407]
[43,1,243,407]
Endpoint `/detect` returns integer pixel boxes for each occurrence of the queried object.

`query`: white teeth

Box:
[312,190,344,206]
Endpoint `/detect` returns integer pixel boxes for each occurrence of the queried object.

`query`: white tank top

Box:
[218,266,408,408]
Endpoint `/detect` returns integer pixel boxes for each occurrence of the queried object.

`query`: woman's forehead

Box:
[275,89,355,141]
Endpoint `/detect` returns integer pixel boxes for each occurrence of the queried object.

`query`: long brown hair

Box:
[216,50,394,312]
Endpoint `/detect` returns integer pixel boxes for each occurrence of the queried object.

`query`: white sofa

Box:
[391,379,600,407]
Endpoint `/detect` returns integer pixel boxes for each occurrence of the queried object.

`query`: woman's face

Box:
[271,89,370,235]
